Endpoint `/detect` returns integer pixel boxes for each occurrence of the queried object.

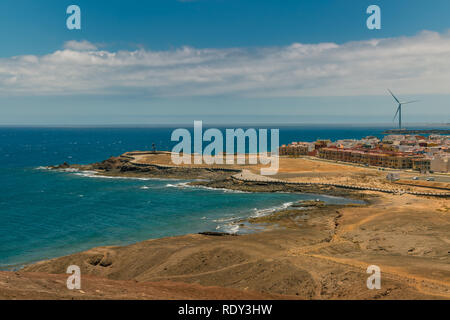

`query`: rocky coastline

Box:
[5,152,447,300]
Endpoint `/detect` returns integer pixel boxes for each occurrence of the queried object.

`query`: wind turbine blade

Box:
[388,89,400,103]
[401,100,419,105]
[393,105,400,121]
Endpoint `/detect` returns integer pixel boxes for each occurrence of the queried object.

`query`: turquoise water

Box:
[0,126,397,269]
[3,167,349,269]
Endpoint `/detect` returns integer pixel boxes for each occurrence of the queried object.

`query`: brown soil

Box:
[2,152,448,300]
[9,193,448,300]
[394,180,450,191]
[0,272,285,300]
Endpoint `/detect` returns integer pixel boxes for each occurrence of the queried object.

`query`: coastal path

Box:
[231,171,450,198]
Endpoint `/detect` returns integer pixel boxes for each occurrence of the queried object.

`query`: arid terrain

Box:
[1,152,449,300]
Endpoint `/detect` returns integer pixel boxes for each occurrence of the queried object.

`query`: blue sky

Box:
[0,0,449,125]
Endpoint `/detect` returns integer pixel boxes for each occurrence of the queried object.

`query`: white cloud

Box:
[63,40,98,51]
[1,31,450,97]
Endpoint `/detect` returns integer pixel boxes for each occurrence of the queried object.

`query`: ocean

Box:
[0,125,407,269]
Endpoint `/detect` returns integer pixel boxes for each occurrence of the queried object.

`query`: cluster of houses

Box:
[279,134,450,173]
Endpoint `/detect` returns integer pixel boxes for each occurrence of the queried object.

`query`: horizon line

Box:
[0,122,448,128]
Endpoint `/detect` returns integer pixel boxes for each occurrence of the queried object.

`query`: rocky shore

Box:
[50,154,239,180]
[1,152,448,300]
[15,190,449,300]
[50,154,368,200]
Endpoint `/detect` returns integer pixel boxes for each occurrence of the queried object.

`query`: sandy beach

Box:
[1,152,449,300]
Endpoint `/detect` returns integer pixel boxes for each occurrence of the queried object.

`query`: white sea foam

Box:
[73,170,102,178]
[35,166,51,170]
[60,168,81,173]
[166,182,249,193]
[36,166,80,173]
[72,171,164,181]
[35,166,80,172]
[216,223,240,234]
[166,182,190,188]
[251,201,294,218]
[36,166,177,182]
[212,216,241,223]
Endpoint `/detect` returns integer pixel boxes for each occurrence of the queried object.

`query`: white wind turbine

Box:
[388,89,419,129]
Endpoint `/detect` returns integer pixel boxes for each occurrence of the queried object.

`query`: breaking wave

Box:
[251,201,294,218]
[166,182,249,193]
[216,223,240,234]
